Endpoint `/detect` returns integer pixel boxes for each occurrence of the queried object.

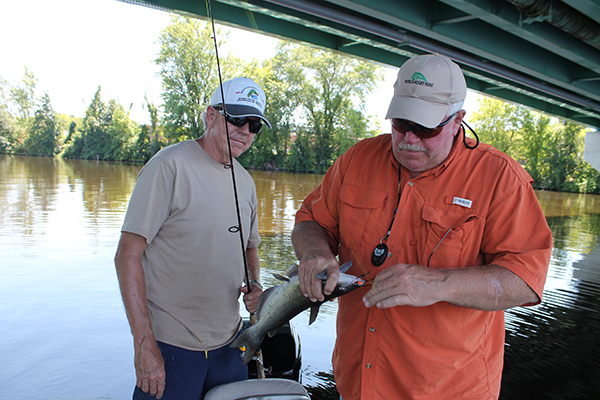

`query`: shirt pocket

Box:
[338,185,389,251]
[421,205,478,268]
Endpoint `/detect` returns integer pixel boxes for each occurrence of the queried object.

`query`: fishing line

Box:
[207,0,266,379]
[207,0,251,291]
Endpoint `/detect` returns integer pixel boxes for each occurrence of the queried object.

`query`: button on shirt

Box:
[295,133,552,400]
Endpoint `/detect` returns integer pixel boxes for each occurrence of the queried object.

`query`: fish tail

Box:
[230,327,261,365]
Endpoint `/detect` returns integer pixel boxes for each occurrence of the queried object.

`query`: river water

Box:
[1,154,599,400]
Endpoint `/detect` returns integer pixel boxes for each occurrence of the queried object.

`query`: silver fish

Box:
[231,261,366,364]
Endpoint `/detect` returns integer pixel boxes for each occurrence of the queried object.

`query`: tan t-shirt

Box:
[122,140,260,350]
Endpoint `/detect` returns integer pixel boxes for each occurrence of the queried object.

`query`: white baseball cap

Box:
[210,77,271,128]
[385,54,466,128]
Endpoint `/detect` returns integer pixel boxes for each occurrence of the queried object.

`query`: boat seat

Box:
[204,378,310,400]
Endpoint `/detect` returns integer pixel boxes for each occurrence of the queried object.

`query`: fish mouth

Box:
[354,273,372,287]
[356,277,370,287]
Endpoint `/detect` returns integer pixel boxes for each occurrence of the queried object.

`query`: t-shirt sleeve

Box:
[121,156,175,245]
[247,184,261,249]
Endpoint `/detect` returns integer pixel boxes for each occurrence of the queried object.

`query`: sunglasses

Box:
[391,111,458,139]
[217,108,263,134]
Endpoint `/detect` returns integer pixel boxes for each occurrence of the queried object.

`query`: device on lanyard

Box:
[371,165,401,267]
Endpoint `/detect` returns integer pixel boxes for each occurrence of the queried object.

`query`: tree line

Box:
[1,16,598,193]
[0,16,382,175]
[471,97,600,194]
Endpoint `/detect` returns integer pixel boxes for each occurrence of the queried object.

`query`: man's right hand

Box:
[135,337,166,399]
[298,252,340,302]
[292,221,340,302]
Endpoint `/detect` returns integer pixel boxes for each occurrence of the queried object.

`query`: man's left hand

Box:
[241,282,263,314]
[363,263,443,308]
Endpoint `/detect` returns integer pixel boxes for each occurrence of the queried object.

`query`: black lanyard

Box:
[371,165,402,266]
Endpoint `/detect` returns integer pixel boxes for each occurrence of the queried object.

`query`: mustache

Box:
[396,143,427,153]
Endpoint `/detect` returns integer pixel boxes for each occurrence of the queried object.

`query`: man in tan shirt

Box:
[115,77,270,400]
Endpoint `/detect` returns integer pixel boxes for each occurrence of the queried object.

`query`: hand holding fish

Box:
[363,263,443,309]
[298,250,340,302]
[291,220,340,302]
[231,261,366,365]
[241,281,263,314]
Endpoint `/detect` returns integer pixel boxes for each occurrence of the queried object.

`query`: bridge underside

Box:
[122,0,600,131]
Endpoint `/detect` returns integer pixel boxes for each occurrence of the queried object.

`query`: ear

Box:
[452,110,466,137]
[206,106,219,129]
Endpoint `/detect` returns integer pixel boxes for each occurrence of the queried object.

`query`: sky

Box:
[0,0,477,130]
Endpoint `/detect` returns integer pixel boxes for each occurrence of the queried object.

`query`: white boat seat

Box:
[204,378,310,400]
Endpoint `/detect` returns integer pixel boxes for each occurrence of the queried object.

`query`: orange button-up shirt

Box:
[295,133,552,400]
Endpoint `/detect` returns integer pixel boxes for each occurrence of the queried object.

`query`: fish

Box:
[231,260,366,364]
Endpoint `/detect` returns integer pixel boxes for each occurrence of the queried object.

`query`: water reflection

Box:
[251,171,323,238]
[502,279,600,399]
[500,212,600,399]
[1,154,140,234]
[2,154,600,400]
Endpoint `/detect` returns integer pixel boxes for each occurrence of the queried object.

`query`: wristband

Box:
[248,279,263,290]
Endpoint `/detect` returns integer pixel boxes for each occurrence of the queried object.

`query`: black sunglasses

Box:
[217,108,263,134]
[391,111,458,139]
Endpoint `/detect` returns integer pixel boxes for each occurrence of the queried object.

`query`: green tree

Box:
[23,93,62,156]
[156,16,237,142]
[106,99,138,161]
[285,129,316,172]
[63,87,137,161]
[471,97,528,158]
[0,77,14,153]
[61,116,82,146]
[2,68,40,153]
[470,95,599,194]
[135,100,165,163]
[0,107,14,153]
[520,111,551,185]
[81,87,109,159]
[576,160,600,194]
[10,67,38,120]
[237,55,298,170]
[273,43,383,173]
[543,120,587,192]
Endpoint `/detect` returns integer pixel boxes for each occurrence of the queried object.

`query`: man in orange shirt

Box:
[292,54,552,399]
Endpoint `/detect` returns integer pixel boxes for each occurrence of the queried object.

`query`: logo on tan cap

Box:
[405,72,433,87]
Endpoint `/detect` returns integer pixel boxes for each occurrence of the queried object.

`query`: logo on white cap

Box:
[210,77,271,127]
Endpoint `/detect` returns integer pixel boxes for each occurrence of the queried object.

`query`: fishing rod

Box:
[206,0,266,380]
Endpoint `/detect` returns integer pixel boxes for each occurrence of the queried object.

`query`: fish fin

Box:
[272,273,289,282]
[315,260,354,280]
[267,328,278,338]
[230,326,263,365]
[286,263,299,278]
[308,304,321,325]
[339,260,353,274]
[315,269,327,280]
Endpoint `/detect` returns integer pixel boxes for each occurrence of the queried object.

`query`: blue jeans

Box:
[133,340,248,400]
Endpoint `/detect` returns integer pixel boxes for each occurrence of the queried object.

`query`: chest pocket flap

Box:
[421,205,479,268]
[339,185,389,250]
[422,205,478,230]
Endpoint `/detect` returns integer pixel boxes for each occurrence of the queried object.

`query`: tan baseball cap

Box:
[210,77,272,128]
[385,54,466,128]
